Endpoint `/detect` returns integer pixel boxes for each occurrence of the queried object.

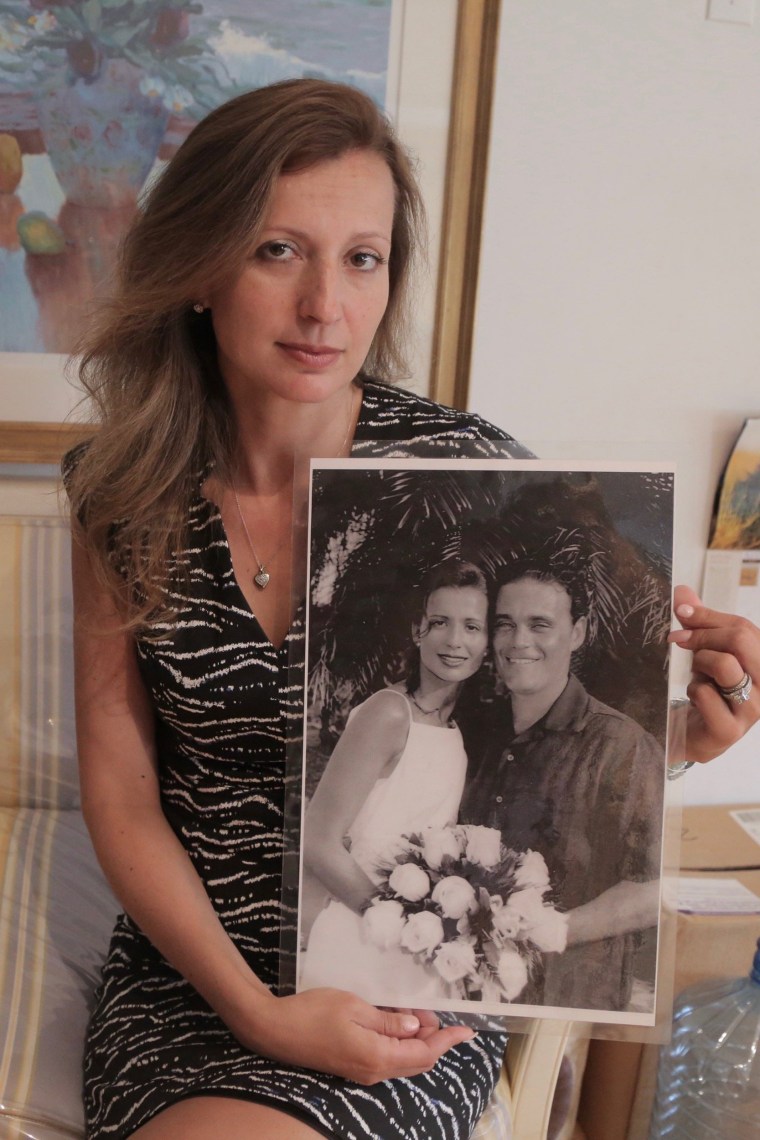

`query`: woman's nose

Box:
[298,262,342,324]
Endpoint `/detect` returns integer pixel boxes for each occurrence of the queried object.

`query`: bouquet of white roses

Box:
[362,825,567,1003]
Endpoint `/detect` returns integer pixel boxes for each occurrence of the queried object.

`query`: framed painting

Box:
[0,0,499,461]
[295,454,676,1027]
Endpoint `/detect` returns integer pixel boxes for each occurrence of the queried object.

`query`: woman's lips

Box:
[278,342,343,367]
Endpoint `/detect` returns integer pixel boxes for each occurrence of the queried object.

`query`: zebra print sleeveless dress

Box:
[82,380,525,1139]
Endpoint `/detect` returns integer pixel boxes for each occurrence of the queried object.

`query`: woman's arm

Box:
[72,531,262,1017]
[304,690,410,912]
[72,535,472,1082]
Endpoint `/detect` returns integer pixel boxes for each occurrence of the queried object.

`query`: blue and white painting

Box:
[0,0,393,354]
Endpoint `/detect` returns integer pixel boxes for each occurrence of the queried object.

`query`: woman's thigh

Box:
[130,1096,328,1139]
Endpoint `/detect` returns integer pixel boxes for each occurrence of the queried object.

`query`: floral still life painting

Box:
[0,0,392,353]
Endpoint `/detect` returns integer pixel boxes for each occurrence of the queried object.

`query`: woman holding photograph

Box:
[66,82,523,1140]
[65,76,759,1140]
[301,560,489,1001]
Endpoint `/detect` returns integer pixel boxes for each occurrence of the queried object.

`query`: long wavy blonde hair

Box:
[66,78,425,630]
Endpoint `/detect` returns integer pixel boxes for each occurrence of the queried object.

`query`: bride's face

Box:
[416,586,488,685]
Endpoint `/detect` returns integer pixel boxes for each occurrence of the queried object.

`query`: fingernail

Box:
[669,630,692,644]
[401,1016,420,1032]
[676,604,695,619]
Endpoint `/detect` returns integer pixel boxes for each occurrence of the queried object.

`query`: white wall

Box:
[470,0,760,804]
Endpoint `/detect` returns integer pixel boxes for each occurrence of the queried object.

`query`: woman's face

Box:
[416,586,489,686]
[205,149,395,409]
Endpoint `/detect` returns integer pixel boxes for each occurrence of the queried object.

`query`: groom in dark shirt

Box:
[460,550,664,1012]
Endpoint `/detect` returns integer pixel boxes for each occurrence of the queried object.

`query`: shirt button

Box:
[495,795,503,803]
[506,753,515,762]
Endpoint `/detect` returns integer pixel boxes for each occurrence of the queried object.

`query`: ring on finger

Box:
[717,672,753,704]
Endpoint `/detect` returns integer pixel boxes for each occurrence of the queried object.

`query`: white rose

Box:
[463,825,502,868]
[433,939,477,983]
[422,826,464,871]
[508,887,548,924]
[496,946,529,1000]
[526,908,569,954]
[491,904,522,940]
[399,910,445,956]
[388,861,431,903]
[363,899,406,949]
[432,876,478,920]
[513,850,551,893]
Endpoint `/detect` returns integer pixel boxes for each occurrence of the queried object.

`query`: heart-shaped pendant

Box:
[254,569,270,589]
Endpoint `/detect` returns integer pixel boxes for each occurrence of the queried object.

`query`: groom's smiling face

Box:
[492,577,587,699]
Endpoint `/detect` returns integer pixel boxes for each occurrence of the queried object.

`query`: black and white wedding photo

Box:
[296,458,675,1026]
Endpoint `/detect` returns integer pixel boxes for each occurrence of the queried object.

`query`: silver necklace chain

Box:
[233,388,355,590]
[232,486,285,589]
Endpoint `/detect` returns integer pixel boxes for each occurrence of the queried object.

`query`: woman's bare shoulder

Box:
[351,687,411,733]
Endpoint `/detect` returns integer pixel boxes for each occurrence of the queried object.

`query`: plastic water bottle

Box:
[648,936,760,1138]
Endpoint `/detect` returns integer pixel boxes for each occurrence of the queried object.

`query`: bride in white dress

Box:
[300,559,489,1006]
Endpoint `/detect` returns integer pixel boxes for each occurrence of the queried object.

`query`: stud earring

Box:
[193,303,205,313]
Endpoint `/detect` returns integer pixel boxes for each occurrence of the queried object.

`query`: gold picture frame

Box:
[430,0,500,411]
[0,421,92,464]
[0,0,500,464]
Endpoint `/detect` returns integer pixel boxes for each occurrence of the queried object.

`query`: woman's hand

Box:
[668,584,759,763]
[235,988,474,1085]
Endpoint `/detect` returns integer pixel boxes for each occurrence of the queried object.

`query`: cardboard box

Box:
[577,803,760,1140]
[674,872,760,992]
[680,802,760,872]
[676,802,760,995]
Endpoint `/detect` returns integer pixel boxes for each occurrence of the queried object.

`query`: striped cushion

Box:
[0,516,78,810]
[0,806,117,1139]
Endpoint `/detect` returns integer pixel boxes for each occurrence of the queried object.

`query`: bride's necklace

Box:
[409,690,454,725]
[233,389,355,590]
[409,691,443,716]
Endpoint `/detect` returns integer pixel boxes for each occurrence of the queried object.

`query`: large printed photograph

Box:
[295,458,675,1026]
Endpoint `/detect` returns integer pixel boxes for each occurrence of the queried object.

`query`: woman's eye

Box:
[258,241,296,261]
[350,250,385,271]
